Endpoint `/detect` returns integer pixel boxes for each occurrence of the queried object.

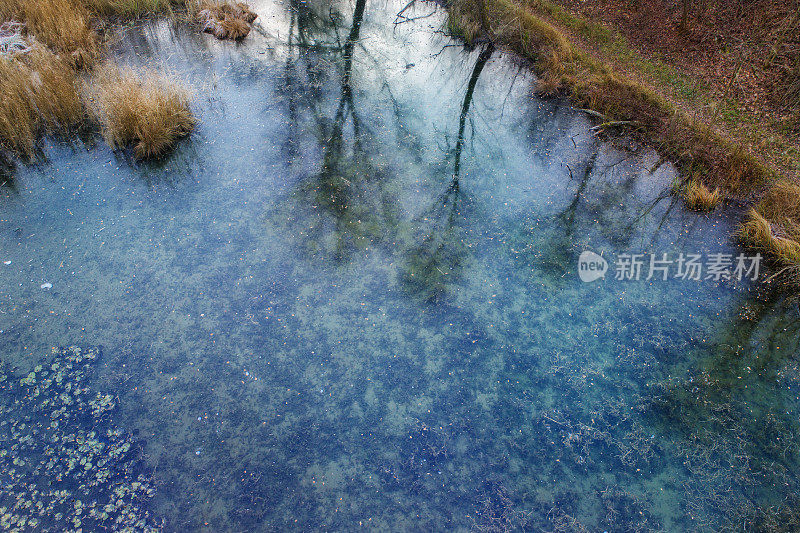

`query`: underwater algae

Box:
[0,0,799,531]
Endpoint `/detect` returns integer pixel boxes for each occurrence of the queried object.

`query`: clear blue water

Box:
[1,1,799,531]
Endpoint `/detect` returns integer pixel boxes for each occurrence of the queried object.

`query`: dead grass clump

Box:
[757,180,800,238]
[490,0,570,57]
[738,209,800,267]
[677,178,721,211]
[738,181,800,285]
[0,57,37,156]
[657,116,769,193]
[446,0,487,45]
[89,64,196,159]
[27,46,85,127]
[535,45,571,93]
[192,1,257,41]
[83,0,175,16]
[582,75,669,129]
[0,0,97,64]
[0,46,83,157]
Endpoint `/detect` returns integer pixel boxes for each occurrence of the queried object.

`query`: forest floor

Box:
[548,0,799,185]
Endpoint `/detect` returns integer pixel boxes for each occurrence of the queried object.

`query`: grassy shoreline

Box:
[446,0,800,288]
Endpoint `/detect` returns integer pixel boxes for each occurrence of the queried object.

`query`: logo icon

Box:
[578,250,608,283]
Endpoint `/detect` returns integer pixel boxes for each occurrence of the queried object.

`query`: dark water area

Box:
[1,1,799,531]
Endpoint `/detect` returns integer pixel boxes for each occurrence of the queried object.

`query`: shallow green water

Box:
[1,1,799,531]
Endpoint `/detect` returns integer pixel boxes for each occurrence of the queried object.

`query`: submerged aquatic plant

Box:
[0,346,159,531]
[88,63,196,159]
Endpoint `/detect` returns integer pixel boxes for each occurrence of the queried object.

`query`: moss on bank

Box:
[445,0,800,287]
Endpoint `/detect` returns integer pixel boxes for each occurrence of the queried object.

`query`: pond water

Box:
[1,0,799,531]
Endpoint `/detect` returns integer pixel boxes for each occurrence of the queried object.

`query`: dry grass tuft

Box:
[445,0,486,45]
[27,46,85,128]
[677,178,721,212]
[489,0,570,58]
[739,209,800,267]
[0,45,84,157]
[192,0,258,41]
[757,180,800,235]
[0,0,98,64]
[83,0,176,16]
[738,181,800,285]
[89,64,196,159]
[0,57,37,156]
